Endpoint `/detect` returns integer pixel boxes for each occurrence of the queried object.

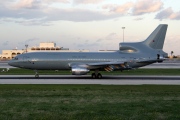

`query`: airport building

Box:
[0,42,89,60]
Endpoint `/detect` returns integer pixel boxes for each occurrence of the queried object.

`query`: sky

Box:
[0,0,180,55]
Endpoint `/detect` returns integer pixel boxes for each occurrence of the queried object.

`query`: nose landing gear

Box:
[34,70,39,78]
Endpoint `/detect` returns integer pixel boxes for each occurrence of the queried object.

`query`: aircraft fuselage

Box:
[9,51,158,70]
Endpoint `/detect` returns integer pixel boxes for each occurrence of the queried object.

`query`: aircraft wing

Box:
[87,61,124,66]
[69,61,131,72]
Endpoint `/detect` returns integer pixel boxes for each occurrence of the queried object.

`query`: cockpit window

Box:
[13,57,18,60]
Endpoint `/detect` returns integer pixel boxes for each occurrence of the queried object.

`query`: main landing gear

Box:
[91,70,102,79]
[34,70,39,78]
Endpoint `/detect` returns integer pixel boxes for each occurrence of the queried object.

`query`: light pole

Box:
[25,44,28,53]
[122,27,125,42]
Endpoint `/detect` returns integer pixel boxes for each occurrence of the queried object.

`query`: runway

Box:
[0,75,180,85]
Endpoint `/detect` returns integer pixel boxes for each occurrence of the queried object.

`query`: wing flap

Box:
[69,61,131,72]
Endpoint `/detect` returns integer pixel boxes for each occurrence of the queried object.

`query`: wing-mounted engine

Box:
[71,67,90,75]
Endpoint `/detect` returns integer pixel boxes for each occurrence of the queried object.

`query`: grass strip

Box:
[0,85,180,119]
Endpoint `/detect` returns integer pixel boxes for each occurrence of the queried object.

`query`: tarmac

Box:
[0,75,180,85]
[0,61,180,85]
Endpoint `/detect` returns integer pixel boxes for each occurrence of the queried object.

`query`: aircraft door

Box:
[157,54,160,60]
[23,56,30,62]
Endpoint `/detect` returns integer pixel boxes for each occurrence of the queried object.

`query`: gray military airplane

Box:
[8,24,168,78]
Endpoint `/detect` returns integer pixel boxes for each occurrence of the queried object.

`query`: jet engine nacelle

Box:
[71,67,90,75]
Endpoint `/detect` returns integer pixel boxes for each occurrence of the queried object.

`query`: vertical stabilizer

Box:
[143,24,168,49]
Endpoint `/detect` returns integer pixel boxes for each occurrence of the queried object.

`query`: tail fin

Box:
[143,24,168,49]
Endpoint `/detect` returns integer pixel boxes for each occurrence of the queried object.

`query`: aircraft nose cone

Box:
[8,60,15,67]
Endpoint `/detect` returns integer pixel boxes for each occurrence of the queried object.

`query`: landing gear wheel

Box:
[35,74,39,78]
[97,73,102,79]
[92,73,96,79]
[91,73,102,79]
